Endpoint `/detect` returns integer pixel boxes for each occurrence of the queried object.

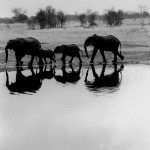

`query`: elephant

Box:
[84,34,124,63]
[38,49,56,64]
[54,64,82,84]
[5,37,43,66]
[54,44,83,64]
[6,66,42,94]
[84,64,124,93]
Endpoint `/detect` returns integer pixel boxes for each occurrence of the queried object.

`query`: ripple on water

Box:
[0,64,150,150]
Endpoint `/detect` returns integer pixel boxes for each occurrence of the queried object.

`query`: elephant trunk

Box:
[5,49,8,63]
[84,45,89,58]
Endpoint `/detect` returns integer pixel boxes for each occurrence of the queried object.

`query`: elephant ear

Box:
[90,35,98,45]
[6,40,14,50]
[9,39,20,50]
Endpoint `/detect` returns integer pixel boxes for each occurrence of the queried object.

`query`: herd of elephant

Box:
[5,34,124,66]
[6,63,124,94]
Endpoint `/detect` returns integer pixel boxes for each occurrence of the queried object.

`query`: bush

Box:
[12,8,28,23]
[35,5,67,29]
[45,6,57,28]
[36,9,47,29]
[27,16,37,29]
[88,12,98,27]
[103,9,124,27]
[75,13,87,27]
[57,11,67,28]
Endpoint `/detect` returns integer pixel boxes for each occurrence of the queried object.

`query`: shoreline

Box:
[1,50,150,73]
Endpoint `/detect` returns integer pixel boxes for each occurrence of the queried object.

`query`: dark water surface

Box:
[0,64,150,150]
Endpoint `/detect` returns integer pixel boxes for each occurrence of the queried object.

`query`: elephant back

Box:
[22,37,41,55]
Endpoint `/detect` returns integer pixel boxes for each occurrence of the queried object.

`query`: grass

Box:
[1,20,150,72]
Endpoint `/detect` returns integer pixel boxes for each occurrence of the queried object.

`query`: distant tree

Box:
[85,9,98,27]
[27,16,37,29]
[75,13,87,27]
[87,11,98,27]
[45,6,57,28]
[57,10,67,27]
[36,9,47,29]
[103,9,124,27]
[138,5,149,28]
[12,8,28,23]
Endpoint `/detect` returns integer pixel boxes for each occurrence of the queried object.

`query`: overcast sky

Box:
[0,0,150,17]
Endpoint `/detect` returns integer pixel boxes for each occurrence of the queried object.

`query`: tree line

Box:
[0,5,149,29]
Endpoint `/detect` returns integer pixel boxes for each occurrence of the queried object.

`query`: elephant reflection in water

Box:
[84,64,124,93]
[6,66,42,94]
[6,65,55,94]
[54,64,82,84]
[37,65,55,81]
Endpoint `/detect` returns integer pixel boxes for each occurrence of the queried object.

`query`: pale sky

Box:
[0,0,150,17]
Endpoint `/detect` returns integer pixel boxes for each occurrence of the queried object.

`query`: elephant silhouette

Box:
[5,37,43,66]
[6,66,42,94]
[84,64,124,93]
[84,34,124,63]
[54,64,82,84]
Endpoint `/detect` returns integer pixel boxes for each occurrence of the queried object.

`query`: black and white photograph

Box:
[0,0,150,150]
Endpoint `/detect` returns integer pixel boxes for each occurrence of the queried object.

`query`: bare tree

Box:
[86,10,98,27]
[138,5,149,28]
[27,16,37,30]
[46,5,57,28]
[12,8,28,23]
[57,10,67,28]
[36,9,47,29]
[75,13,87,27]
[103,8,124,27]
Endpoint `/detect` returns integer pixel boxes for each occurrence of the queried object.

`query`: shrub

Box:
[75,13,87,27]
[12,8,28,23]
[87,12,98,27]
[27,16,37,30]
[45,6,57,28]
[57,10,67,28]
[36,9,47,29]
[103,9,124,27]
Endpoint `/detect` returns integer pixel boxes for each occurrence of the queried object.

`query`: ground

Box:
[1,19,150,72]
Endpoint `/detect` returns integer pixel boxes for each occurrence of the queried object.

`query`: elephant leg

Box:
[44,58,47,64]
[15,51,24,66]
[112,52,117,63]
[90,47,98,63]
[78,54,82,64]
[61,55,66,64]
[84,68,89,82]
[113,63,117,72]
[69,57,74,64]
[50,58,52,64]
[117,52,124,60]
[52,54,56,63]
[29,55,34,66]
[90,64,98,78]
[38,56,43,65]
[100,50,107,62]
